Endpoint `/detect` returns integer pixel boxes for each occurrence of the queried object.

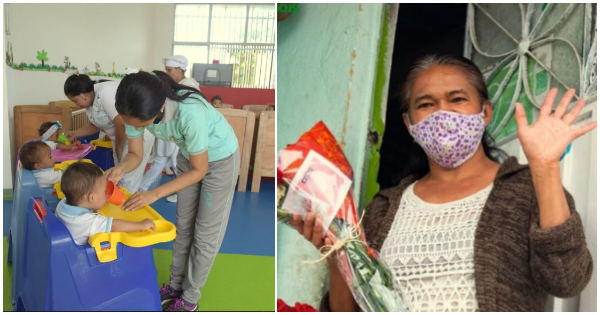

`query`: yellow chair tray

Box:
[52,160,175,263]
[90,138,113,149]
[54,159,93,172]
[88,187,176,262]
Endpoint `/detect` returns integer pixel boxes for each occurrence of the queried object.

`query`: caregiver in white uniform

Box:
[163,55,201,91]
[64,74,155,192]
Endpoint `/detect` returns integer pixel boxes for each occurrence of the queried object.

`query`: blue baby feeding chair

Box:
[12,197,161,311]
[9,148,161,311]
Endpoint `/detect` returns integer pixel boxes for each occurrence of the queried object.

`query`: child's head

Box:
[19,141,55,171]
[211,95,222,107]
[39,121,62,141]
[61,162,107,209]
[266,105,275,111]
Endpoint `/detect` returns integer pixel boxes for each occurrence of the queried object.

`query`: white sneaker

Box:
[166,195,177,203]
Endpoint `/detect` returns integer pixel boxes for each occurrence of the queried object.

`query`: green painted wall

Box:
[363,5,393,206]
[277,3,386,307]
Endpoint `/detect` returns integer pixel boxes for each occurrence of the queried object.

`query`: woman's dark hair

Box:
[211,95,222,103]
[63,74,112,97]
[115,71,207,120]
[394,54,507,182]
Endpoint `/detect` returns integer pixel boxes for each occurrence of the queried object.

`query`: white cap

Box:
[162,55,189,70]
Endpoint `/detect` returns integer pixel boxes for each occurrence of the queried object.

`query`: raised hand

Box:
[515,88,597,166]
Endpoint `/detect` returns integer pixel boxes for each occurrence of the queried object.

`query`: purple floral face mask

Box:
[408,108,486,168]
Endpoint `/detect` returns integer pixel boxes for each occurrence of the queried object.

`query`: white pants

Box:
[139,139,179,192]
[111,129,155,193]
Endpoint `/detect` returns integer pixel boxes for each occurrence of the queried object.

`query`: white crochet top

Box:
[380,181,493,312]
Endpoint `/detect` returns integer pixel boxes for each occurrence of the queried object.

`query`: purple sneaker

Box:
[164,298,198,312]
[159,284,182,305]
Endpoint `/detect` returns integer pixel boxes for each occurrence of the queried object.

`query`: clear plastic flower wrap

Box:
[277,121,406,312]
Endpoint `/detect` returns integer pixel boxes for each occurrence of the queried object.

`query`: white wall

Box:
[579,103,596,312]
[3,62,11,189]
[149,3,175,71]
[3,3,176,189]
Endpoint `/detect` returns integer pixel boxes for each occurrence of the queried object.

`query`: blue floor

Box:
[4,174,275,257]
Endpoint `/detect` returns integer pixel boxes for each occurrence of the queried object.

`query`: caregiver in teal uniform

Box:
[104,70,240,312]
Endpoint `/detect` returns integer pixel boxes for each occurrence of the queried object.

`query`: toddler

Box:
[19,141,63,188]
[211,95,223,108]
[39,121,76,151]
[56,162,155,246]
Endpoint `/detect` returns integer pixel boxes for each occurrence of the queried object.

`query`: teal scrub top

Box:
[125,93,238,162]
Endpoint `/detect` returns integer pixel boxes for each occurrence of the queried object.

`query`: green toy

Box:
[56,133,70,145]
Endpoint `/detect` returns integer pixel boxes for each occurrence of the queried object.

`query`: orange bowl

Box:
[105,181,125,206]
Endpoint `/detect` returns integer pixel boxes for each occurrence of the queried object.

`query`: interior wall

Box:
[3,3,176,188]
[277,3,385,308]
[3,62,11,189]
[149,3,175,71]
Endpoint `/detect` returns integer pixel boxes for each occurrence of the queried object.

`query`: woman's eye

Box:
[417,103,432,109]
[452,98,466,103]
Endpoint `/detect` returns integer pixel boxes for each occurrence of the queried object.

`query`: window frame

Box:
[172,3,275,89]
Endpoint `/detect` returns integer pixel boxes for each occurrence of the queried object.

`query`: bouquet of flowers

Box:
[277,121,406,312]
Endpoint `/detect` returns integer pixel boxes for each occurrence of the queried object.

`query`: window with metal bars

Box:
[173,4,275,89]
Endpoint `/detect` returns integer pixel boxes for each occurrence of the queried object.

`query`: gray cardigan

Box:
[321,157,593,311]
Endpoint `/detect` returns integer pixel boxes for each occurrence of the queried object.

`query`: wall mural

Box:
[5,42,128,79]
[465,3,597,144]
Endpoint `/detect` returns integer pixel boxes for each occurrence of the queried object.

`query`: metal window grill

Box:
[173,4,275,89]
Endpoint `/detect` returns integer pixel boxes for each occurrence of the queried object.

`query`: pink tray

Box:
[52,144,94,162]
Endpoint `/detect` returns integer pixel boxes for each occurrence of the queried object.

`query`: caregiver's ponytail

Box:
[153,70,207,102]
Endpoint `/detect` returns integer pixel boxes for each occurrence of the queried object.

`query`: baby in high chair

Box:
[55,161,155,246]
[19,141,63,188]
[38,121,76,151]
